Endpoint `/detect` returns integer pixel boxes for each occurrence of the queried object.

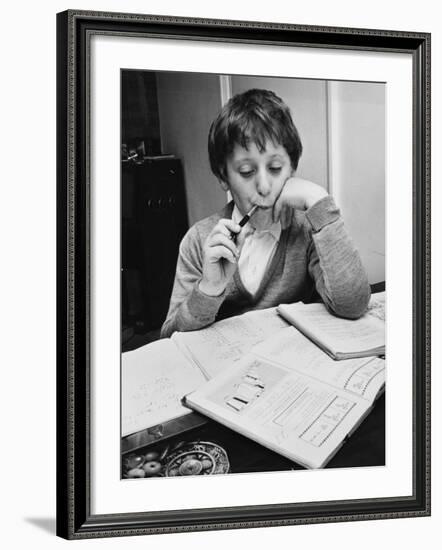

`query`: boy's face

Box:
[222,139,293,229]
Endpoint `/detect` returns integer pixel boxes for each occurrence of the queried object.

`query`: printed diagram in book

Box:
[224,364,266,412]
[216,360,283,413]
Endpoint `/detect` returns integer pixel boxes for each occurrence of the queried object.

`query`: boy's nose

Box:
[256,172,271,196]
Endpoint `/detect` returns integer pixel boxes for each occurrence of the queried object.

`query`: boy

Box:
[161,89,370,338]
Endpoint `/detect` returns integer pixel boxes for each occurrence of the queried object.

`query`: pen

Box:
[230,205,258,244]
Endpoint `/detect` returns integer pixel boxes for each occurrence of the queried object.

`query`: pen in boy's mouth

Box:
[230,205,258,243]
[239,205,258,227]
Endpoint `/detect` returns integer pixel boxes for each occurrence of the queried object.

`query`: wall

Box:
[2,1,439,550]
[157,71,227,225]
[329,81,386,283]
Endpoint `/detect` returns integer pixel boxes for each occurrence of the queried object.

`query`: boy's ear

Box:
[218,178,229,192]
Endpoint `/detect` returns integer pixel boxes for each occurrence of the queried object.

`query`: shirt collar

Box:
[232,205,281,241]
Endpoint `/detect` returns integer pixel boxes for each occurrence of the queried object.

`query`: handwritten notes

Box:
[172,307,289,378]
[122,339,206,437]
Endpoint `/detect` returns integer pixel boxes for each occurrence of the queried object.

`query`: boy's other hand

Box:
[199,219,246,296]
[272,176,328,226]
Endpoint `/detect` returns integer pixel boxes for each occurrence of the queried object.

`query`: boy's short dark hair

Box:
[208,88,303,182]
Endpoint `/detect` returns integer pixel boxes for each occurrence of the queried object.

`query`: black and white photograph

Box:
[120,70,386,477]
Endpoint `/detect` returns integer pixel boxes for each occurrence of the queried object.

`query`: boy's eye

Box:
[269,166,282,173]
[237,165,283,178]
[239,169,254,178]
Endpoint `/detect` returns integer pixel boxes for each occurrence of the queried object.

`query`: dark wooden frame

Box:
[56,9,431,539]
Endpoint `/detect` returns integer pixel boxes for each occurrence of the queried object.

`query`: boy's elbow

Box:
[329,281,371,320]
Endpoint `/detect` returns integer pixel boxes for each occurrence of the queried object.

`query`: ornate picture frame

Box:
[56,10,430,539]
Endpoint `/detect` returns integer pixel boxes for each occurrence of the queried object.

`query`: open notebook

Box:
[277,292,385,360]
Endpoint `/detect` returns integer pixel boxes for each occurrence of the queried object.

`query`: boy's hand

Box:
[199,219,246,296]
[272,176,328,226]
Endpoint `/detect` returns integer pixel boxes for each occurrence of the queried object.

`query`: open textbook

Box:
[277,291,385,360]
[122,308,289,436]
[184,327,385,469]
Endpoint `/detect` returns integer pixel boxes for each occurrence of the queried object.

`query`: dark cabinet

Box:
[122,157,188,335]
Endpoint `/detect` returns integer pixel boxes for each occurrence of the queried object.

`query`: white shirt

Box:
[232,206,281,295]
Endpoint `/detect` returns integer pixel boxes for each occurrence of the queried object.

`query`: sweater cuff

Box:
[187,282,226,323]
[305,195,340,232]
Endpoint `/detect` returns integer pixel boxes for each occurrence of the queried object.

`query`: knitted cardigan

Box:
[161,195,371,338]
